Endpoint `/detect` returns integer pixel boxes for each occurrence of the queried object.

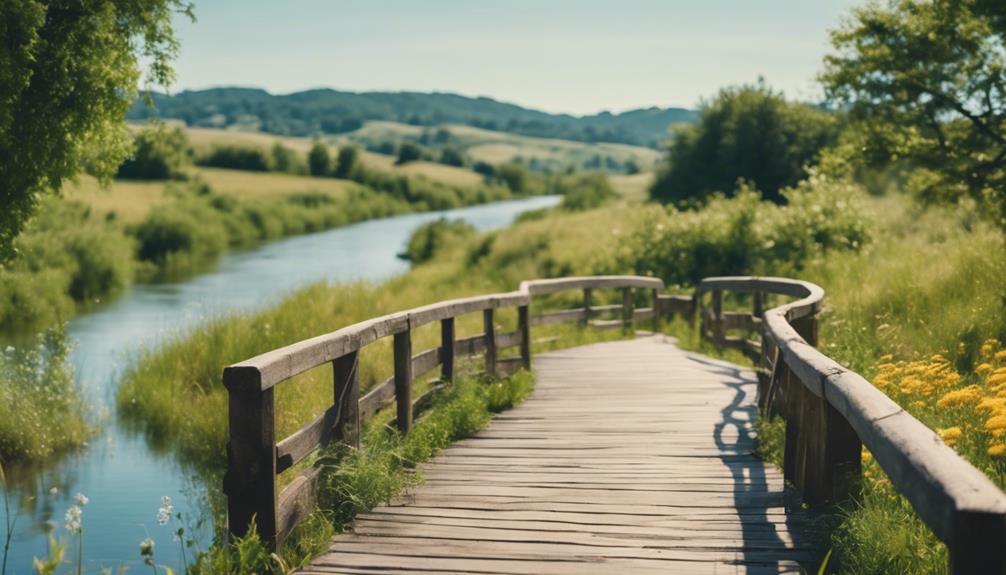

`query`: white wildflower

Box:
[157,496,173,525]
[64,504,82,534]
[139,537,155,565]
[48,487,58,496]
[74,492,88,506]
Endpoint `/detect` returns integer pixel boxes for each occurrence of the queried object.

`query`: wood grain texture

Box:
[299,336,815,574]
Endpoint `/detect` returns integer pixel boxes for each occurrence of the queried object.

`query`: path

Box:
[299,335,817,574]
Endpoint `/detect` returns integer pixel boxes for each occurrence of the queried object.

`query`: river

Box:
[0,195,559,573]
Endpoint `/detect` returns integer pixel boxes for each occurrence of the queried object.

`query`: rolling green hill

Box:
[128,87,696,148]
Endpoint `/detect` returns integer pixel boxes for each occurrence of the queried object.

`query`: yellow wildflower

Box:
[861,449,872,463]
[989,444,1006,457]
[937,385,983,407]
[986,416,1006,433]
[989,374,1006,387]
[996,350,1006,362]
[977,398,1006,413]
[978,363,994,375]
[939,427,963,447]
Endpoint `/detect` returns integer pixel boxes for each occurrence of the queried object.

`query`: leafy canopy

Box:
[649,82,839,206]
[821,0,1006,210]
[0,0,192,258]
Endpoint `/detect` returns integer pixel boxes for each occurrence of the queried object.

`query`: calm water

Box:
[0,195,559,573]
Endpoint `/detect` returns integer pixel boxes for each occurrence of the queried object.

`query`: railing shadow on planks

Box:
[222,274,1006,575]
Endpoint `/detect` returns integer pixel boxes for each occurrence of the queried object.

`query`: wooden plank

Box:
[276,466,319,545]
[520,275,664,296]
[455,333,486,357]
[357,377,394,421]
[411,347,441,380]
[518,305,531,370]
[531,308,587,326]
[275,404,340,474]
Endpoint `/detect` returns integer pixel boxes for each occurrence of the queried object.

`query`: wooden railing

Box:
[223,273,1006,574]
[222,275,663,546]
[694,276,1006,575]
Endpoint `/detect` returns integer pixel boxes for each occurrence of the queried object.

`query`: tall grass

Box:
[0,327,92,463]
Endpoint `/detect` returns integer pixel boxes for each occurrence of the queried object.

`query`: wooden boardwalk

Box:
[300,335,817,574]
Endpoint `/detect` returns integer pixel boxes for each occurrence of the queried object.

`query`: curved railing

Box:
[223,273,1006,573]
[695,276,1006,575]
[222,275,662,545]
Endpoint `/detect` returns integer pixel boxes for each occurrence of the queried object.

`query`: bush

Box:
[197,144,272,172]
[557,172,616,211]
[116,126,191,180]
[0,199,135,331]
[308,141,331,176]
[621,172,870,285]
[399,218,476,264]
[439,146,466,167]
[334,145,360,178]
[271,142,307,175]
[395,141,423,165]
[650,82,839,206]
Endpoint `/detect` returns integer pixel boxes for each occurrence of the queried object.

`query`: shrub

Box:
[395,141,423,165]
[399,218,476,264]
[557,172,617,211]
[116,126,191,180]
[334,145,360,178]
[308,141,331,176]
[271,142,306,175]
[621,173,870,285]
[650,82,839,206]
[197,144,271,172]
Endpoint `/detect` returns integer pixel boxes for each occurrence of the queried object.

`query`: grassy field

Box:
[63,167,363,223]
[342,120,662,172]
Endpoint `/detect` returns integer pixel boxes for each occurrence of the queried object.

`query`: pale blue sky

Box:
[171,0,859,115]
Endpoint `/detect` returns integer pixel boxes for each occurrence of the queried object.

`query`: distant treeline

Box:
[127,88,697,148]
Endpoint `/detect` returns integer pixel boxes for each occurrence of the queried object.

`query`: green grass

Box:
[188,370,536,574]
[0,328,92,465]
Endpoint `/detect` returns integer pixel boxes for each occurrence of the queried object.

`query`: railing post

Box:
[622,287,634,333]
[651,288,661,332]
[484,308,497,376]
[753,292,763,318]
[225,384,277,546]
[518,304,531,370]
[393,328,413,434]
[440,317,455,382]
[712,289,724,343]
[333,351,360,449]
[950,515,1006,575]
[790,313,862,506]
[582,288,592,326]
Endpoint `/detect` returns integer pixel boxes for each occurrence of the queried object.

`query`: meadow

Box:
[342,120,662,173]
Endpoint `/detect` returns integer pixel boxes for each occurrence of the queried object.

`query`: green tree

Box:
[0,0,193,259]
[439,146,466,167]
[334,145,360,178]
[820,0,1006,209]
[649,82,839,206]
[308,141,332,176]
[116,126,191,180]
[396,142,424,165]
[270,143,304,174]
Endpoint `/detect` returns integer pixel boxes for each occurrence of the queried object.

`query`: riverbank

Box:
[0,195,560,573]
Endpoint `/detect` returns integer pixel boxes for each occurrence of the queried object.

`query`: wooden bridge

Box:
[223,276,1006,574]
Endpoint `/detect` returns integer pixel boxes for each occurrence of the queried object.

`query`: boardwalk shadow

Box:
[684,351,820,574]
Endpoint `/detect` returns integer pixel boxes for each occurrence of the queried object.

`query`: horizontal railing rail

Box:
[692,276,1006,575]
[223,275,662,546]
